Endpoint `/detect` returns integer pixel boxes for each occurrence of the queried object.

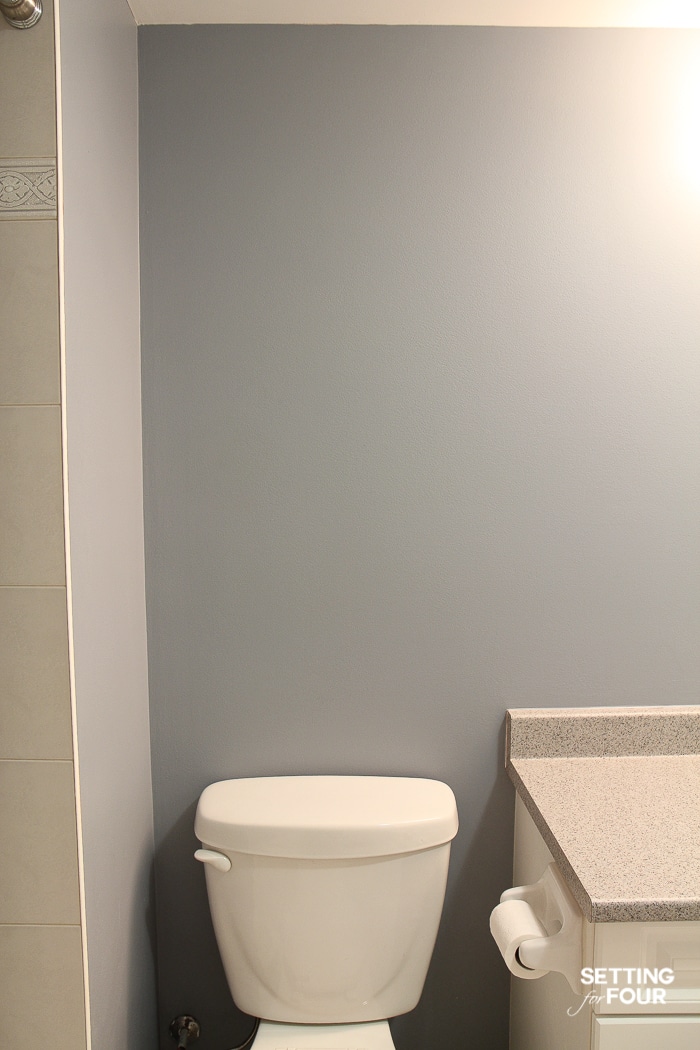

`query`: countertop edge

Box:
[506,758,595,922]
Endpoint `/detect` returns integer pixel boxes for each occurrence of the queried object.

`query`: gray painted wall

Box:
[59,1,157,1046]
[138,26,700,1050]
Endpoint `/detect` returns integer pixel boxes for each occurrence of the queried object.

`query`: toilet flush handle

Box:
[194,848,231,873]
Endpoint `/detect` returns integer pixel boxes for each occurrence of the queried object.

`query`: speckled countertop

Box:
[506,706,700,923]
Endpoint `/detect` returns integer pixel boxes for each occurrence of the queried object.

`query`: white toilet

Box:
[194,775,458,1049]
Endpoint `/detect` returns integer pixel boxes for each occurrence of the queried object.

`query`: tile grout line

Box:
[0,584,67,589]
[0,921,83,928]
[0,757,74,763]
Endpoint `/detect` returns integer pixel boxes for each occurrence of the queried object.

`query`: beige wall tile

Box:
[0,405,65,585]
[0,2,85,1045]
[0,759,79,923]
[0,221,60,404]
[0,924,86,1050]
[0,587,72,759]
[0,1,56,158]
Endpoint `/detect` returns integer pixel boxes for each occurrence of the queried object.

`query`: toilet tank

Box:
[194,775,458,1025]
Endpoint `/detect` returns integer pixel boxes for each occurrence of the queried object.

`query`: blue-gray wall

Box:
[138,27,700,1050]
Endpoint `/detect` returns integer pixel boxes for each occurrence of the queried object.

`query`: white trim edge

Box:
[126,0,700,28]
[53,3,93,1048]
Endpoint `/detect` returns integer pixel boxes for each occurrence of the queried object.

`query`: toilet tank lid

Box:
[195,776,458,859]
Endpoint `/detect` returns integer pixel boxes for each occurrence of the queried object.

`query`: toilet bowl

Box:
[251,1019,395,1049]
[195,775,458,1050]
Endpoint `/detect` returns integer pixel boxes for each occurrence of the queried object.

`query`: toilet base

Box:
[249,1018,396,1049]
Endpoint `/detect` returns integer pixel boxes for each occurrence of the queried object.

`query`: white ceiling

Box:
[126,0,700,27]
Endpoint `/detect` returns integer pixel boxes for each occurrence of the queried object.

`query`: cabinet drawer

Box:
[593,1015,700,1049]
[593,922,700,1015]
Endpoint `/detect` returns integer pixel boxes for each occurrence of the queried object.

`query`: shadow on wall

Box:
[153,802,255,1050]
[152,721,513,1050]
[129,846,159,1047]
[392,736,514,1050]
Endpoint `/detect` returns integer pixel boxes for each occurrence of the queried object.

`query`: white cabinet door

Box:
[593,1016,700,1049]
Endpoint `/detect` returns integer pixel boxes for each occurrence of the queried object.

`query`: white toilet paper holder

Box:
[494,862,584,993]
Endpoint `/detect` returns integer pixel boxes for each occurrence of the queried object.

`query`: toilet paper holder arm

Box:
[500,862,583,993]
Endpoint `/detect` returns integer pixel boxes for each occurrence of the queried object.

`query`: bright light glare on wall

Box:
[677,58,700,189]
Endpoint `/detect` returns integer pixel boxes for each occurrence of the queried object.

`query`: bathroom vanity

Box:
[503,706,700,1050]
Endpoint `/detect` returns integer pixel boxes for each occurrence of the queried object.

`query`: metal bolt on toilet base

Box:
[169,1015,201,1048]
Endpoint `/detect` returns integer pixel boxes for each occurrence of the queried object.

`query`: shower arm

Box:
[0,0,42,28]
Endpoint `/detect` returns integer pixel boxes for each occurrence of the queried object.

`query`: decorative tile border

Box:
[0,159,57,219]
